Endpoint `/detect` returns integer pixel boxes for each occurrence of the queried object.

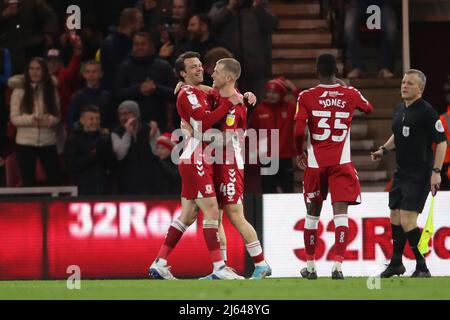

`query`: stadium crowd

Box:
[0,0,284,195]
[0,0,448,195]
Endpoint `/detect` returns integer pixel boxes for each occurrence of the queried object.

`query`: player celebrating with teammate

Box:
[294,54,373,279]
[148,52,244,280]
[201,58,272,279]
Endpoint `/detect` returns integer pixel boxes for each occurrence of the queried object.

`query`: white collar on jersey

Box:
[317,84,341,88]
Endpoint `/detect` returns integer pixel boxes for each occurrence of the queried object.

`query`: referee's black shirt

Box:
[392,98,446,167]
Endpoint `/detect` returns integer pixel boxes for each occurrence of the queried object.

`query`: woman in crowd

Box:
[9,57,61,186]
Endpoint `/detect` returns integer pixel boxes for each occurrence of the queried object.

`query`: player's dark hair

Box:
[316,53,337,78]
[174,51,201,79]
[80,104,100,116]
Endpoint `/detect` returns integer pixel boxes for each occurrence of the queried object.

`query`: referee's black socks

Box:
[406,227,428,271]
[391,224,406,266]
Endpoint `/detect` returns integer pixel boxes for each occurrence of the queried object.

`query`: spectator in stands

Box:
[136,0,168,47]
[0,47,12,149]
[440,78,450,190]
[46,33,83,122]
[157,0,192,63]
[95,0,141,34]
[111,100,162,195]
[0,0,59,73]
[68,60,111,129]
[153,132,181,194]
[185,13,220,60]
[0,46,12,187]
[208,0,278,100]
[250,77,298,193]
[115,31,175,131]
[9,57,61,187]
[203,46,233,86]
[100,8,144,91]
[65,105,114,195]
[345,0,397,78]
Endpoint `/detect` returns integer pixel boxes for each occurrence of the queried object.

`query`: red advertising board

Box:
[0,202,43,280]
[47,200,246,279]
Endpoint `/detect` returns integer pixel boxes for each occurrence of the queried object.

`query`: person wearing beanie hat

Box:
[250,77,299,194]
[156,132,176,159]
[111,100,162,195]
[118,100,141,119]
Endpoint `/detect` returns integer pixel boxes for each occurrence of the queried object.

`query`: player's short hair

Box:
[217,58,241,80]
[316,53,337,77]
[174,51,201,79]
[81,59,101,73]
[405,69,427,90]
[119,8,142,29]
[80,104,100,116]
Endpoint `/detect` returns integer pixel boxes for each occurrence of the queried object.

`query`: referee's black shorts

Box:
[389,165,432,213]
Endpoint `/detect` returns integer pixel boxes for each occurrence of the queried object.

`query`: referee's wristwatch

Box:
[432,168,441,174]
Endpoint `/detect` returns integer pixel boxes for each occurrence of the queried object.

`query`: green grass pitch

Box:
[1,278,450,300]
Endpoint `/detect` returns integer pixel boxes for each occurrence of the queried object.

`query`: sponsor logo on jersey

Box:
[319,91,344,98]
[435,120,445,133]
[188,94,201,109]
[402,126,410,137]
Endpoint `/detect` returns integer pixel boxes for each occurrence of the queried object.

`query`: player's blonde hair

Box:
[217,58,241,80]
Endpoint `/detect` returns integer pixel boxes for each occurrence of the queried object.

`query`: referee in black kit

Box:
[371,69,447,278]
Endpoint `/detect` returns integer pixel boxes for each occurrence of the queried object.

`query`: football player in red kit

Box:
[205,58,271,279]
[149,51,244,280]
[294,54,373,279]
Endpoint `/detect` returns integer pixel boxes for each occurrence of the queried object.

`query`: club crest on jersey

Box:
[188,94,201,109]
[205,184,213,194]
[226,114,236,126]
[402,126,410,137]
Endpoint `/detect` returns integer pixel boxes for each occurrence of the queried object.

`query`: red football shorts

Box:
[213,163,244,208]
[303,162,361,205]
[179,158,215,200]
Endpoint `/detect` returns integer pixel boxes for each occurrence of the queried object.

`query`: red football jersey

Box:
[295,84,373,168]
[177,85,231,161]
[213,91,247,169]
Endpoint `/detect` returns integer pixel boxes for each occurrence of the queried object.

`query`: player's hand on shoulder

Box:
[229,92,244,106]
[243,92,257,106]
[296,153,307,170]
[174,81,185,94]
[180,119,193,137]
[334,77,347,87]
